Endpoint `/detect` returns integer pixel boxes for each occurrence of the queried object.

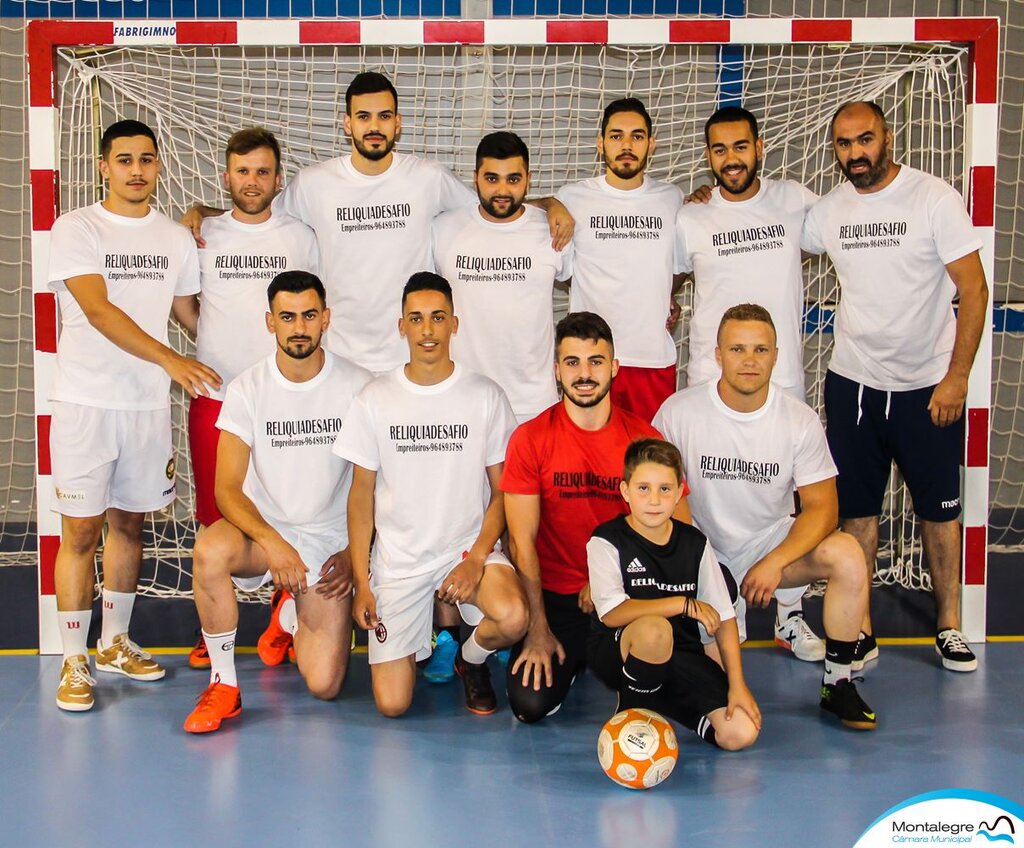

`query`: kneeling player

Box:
[588,439,760,751]
[655,304,877,730]
[184,271,372,733]
[334,273,528,717]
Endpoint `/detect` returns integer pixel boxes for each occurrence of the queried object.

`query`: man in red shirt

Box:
[502,312,691,722]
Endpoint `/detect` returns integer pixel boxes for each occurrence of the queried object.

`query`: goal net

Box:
[34,21,984,624]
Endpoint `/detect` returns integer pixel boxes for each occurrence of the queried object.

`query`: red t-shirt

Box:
[501,402,687,594]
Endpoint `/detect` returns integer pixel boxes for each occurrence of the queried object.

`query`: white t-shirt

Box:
[217,351,372,548]
[431,204,569,418]
[801,165,983,391]
[653,380,837,564]
[556,176,685,368]
[332,363,516,580]
[278,152,474,372]
[677,179,816,398]
[47,202,200,411]
[197,212,320,400]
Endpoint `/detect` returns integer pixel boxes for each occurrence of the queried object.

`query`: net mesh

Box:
[49,39,967,595]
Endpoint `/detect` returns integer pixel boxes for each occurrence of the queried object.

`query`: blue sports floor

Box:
[2,642,1022,848]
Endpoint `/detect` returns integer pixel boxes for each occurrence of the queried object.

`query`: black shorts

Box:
[587,627,729,731]
[824,370,963,522]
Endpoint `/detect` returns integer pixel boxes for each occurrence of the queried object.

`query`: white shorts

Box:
[719,517,807,644]
[232,526,344,592]
[50,402,175,517]
[367,547,513,665]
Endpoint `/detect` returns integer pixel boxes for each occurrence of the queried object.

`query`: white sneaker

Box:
[774,613,826,662]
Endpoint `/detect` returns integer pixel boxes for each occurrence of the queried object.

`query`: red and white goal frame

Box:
[26,16,999,652]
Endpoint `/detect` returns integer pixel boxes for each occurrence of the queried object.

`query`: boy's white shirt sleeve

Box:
[587,536,630,621]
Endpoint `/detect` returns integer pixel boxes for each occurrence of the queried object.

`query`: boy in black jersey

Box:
[587,438,760,751]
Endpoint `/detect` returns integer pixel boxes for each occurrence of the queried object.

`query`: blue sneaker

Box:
[423,630,458,683]
[495,648,511,668]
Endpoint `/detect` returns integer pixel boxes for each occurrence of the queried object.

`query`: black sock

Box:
[696,714,719,748]
[824,637,857,685]
[619,654,666,710]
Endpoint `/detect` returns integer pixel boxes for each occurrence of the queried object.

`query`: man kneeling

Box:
[335,272,528,717]
[588,438,760,751]
[185,271,372,733]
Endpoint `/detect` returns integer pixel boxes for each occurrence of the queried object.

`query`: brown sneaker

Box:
[56,654,96,712]
[95,634,166,681]
[454,653,496,715]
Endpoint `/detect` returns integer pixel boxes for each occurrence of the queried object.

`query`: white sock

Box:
[100,589,136,648]
[775,595,803,626]
[460,629,494,665]
[203,629,238,688]
[278,595,298,636]
[58,610,91,661]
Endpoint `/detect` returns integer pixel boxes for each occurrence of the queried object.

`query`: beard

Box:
[604,151,648,181]
[559,377,612,409]
[840,150,890,189]
[713,159,759,196]
[353,132,396,162]
[479,194,525,219]
[229,188,274,217]
[279,335,321,360]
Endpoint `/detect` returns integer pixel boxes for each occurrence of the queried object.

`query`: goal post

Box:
[26,15,998,652]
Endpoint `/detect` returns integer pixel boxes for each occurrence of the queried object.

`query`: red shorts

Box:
[610,364,677,424]
[187,395,223,527]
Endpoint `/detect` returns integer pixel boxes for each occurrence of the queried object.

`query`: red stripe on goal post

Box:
[36,415,52,477]
[963,525,987,585]
[424,20,485,44]
[30,170,57,231]
[547,20,608,43]
[299,21,361,44]
[966,407,989,468]
[915,17,999,104]
[792,19,852,43]
[39,535,59,596]
[969,166,995,227]
[176,21,238,44]
[668,19,731,43]
[33,294,57,354]
[27,21,114,104]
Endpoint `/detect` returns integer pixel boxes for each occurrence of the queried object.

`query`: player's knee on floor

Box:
[624,615,673,662]
[300,658,347,701]
[373,685,414,718]
[713,714,759,752]
[507,684,561,724]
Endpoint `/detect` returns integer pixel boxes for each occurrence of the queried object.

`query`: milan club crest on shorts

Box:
[375,622,387,643]
[165,458,176,480]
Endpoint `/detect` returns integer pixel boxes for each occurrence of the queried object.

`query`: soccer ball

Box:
[597,708,678,789]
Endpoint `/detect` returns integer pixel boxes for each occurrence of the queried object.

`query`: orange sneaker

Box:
[188,634,211,670]
[257,589,294,666]
[184,678,241,734]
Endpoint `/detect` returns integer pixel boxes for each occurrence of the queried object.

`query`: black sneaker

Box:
[936,629,978,672]
[820,678,877,731]
[851,632,879,672]
[455,653,497,715]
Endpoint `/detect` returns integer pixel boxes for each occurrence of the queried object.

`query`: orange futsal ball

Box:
[597,708,678,789]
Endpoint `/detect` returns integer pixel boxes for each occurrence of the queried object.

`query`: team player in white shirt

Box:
[655,304,877,730]
[557,97,685,423]
[186,72,572,374]
[802,101,989,673]
[188,128,320,671]
[335,272,528,717]
[184,271,372,733]
[676,106,825,662]
[46,120,220,712]
[432,131,571,424]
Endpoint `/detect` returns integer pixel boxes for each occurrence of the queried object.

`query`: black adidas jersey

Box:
[587,515,735,650]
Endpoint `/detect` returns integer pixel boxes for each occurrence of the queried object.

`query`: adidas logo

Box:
[626,559,645,574]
